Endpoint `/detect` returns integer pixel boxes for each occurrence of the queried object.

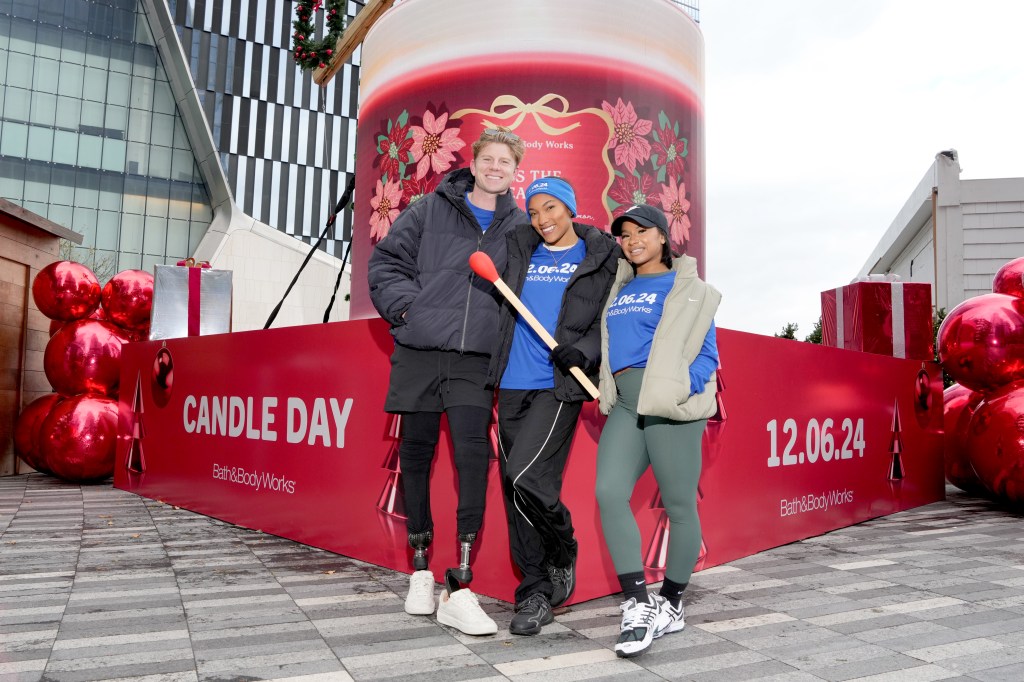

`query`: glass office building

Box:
[0,0,356,280]
[0,0,214,277]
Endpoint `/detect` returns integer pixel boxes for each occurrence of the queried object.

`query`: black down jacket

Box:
[368,168,527,355]
[487,222,621,402]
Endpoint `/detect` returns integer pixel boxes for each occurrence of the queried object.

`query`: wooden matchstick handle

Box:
[492,279,600,400]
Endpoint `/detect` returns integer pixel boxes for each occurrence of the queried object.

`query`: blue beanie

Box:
[525,177,577,217]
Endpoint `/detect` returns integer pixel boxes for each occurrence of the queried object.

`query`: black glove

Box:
[550,344,588,372]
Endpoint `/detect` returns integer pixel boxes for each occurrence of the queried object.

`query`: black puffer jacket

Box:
[487,222,621,401]
[368,168,527,354]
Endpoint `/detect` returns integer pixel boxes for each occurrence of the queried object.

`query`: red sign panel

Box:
[116,320,944,604]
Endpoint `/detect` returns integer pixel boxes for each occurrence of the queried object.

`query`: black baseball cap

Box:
[610,204,669,237]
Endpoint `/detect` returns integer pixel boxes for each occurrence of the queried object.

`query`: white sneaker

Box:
[405,570,436,615]
[436,588,498,635]
[652,594,685,637]
[614,595,661,658]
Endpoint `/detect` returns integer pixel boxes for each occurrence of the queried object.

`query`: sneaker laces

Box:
[409,573,433,600]
[451,588,481,608]
[620,597,658,632]
[517,593,548,613]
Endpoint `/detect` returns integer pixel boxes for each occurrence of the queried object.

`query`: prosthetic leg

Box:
[435,532,497,634]
[404,530,436,616]
[408,530,432,570]
[444,532,476,594]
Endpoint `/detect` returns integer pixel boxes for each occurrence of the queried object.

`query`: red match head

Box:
[469,251,499,283]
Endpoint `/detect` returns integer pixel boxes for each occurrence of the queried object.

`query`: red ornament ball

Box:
[993,257,1024,298]
[31,261,101,321]
[13,393,63,473]
[942,384,986,495]
[965,381,1024,505]
[151,346,174,407]
[39,394,118,483]
[49,307,105,336]
[101,269,154,330]
[937,293,1024,392]
[124,323,151,343]
[44,320,128,397]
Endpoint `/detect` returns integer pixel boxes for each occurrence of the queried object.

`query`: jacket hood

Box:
[437,167,521,220]
[437,167,475,198]
[615,253,700,283]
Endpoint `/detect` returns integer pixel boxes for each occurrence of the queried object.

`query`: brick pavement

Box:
[1,474,1022,682]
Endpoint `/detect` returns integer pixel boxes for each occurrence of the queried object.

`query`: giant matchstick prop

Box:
[469,251,600,400]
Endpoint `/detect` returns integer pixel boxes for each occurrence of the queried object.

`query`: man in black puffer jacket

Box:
[368,127,527,636]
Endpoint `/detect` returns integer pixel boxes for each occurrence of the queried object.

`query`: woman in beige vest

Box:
[594,204,721,658]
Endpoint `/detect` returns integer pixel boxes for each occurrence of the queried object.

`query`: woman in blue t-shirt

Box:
[595,204,721,658]
[486,177,619,636]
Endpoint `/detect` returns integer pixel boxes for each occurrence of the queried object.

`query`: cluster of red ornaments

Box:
[939,256,1024,504]
[14,262,154,483]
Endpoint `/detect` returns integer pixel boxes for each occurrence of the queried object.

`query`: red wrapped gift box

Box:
[821,280,933,360]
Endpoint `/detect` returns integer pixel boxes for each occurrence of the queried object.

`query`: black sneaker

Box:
[548,542,577,607]
[509,593,554,636]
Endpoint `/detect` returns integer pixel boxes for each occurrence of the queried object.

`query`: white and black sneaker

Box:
[614,594,662,658]
[652,594,685,638]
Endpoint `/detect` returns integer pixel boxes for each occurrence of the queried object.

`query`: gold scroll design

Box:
[452,94,617,227]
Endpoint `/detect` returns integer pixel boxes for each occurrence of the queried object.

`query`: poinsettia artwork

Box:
[366,97,694,255]
[603,98,652,174]
[603,106,693,253]
[369,105,465,242]
[369,178,403,241]
[409,110,466,180]
[659,177,692,246]
[609,172,656,217]
[377,116,414,183]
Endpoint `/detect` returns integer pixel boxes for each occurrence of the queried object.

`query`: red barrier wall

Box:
[115,320,944,604]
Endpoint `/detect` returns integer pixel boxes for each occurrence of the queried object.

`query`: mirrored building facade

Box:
[0,0,357,281]
[0,0,214,277]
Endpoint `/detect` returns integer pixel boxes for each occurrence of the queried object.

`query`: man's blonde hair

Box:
[472,126,525,166]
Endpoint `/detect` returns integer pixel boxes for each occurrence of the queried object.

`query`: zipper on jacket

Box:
[459,232,485,353]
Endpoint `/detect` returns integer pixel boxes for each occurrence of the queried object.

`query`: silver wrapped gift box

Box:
[150,263,233,340]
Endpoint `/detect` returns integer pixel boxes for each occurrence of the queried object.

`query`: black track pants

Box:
[497,388,582,603]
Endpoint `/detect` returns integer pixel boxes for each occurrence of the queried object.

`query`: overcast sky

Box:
[698,0,1024,337]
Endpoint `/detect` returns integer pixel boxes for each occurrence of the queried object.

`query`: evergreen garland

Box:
[292,0,346,71]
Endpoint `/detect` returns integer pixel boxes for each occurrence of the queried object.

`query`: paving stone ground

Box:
[1,474,1022,682]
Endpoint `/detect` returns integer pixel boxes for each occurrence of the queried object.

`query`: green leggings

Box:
[595,368,705,584]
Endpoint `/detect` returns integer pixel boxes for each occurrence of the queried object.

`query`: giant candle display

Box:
[349,0,705,317]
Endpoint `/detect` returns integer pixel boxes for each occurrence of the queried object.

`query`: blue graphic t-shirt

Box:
[466,193,494,231]
[606,271,675,374]
[607,272,719,394]
[501,239,587,389]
